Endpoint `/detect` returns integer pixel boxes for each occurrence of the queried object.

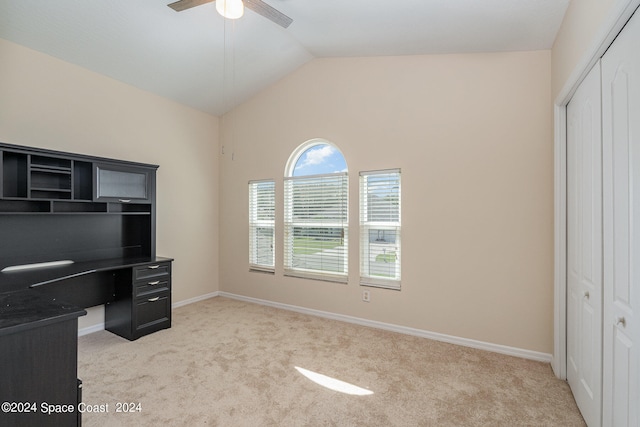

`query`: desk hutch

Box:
[0,142,173,426]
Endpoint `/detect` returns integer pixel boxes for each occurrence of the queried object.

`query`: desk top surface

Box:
[0,256,173,293]
[0,288,87,336]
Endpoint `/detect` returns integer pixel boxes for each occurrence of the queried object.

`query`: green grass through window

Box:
[293,238,342,255]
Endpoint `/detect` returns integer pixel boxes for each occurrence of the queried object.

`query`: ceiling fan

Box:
[168,0,293,28]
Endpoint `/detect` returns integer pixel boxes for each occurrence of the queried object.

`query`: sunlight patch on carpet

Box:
[295,367,374,396]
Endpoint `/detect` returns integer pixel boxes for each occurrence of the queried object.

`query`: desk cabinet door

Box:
[0,319,80,427]
[135,294,171,334]
[94,163,153,202]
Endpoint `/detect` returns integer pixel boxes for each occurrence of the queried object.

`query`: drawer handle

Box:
[118,199,131,203]
[148,297,160,302]
[148,280,160,285]
[148,265,160,270]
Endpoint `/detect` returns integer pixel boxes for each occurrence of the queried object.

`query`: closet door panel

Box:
[602,8,640,427]
[567,61,603,427]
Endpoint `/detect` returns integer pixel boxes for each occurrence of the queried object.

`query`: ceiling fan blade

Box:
[168,0,293,29]
[244,0,293,28]
[168,0,214,12]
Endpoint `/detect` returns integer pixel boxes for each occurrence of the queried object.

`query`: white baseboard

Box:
[78,323,105,337]
[218,292,552,363]
[172,291,219,309]
[77,290,551,363]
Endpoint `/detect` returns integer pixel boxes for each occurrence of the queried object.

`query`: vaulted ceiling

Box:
[0,0,570,115]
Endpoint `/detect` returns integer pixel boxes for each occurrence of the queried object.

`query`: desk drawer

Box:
[133,263,171,281]
[135,293,171,332]
[105,259,173,341]
[135,279,170,298]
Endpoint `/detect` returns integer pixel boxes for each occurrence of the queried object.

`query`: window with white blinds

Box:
[284,172,348,282]
[249,180,275,272]
[360,169,401,289]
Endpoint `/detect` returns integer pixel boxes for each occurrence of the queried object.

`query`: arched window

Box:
[284,140,348,282]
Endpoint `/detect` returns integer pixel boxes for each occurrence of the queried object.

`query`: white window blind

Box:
[249,180,275,272]
[360,169,401,289]
[284,172,348,282]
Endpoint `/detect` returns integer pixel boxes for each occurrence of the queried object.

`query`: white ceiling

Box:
[0,0,570,116]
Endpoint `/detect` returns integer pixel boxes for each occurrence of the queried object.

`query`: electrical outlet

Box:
[362,290,370,302]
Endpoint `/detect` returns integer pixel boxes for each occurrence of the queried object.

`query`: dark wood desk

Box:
[0,143,172,426]
[0,257,173,426]
[0,256,173,340]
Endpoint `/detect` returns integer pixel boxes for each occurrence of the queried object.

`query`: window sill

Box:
[284,270,348,284]
[360,278,401,290]
[249,266,275,274]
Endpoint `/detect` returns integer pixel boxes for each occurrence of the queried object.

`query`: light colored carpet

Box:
[78,297,585,426]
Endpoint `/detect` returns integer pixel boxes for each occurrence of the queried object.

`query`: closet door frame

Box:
[553,0,640,379]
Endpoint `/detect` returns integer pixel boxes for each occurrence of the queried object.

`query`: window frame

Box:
[248,179,275,273]
[284,140,349,283]
[359,169,401,289]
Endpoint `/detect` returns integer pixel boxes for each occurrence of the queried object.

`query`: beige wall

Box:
[551,0,618,99]
[0,1,624,354]
[0,39,220,328]
[219,51,554,354]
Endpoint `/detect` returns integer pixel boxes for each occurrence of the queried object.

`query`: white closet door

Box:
[567,62,603,427]
[602,8,640,427]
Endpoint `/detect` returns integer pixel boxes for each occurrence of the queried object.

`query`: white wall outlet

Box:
[362,290,371,302]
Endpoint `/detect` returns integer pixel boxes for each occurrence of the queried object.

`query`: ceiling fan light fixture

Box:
[216,0,244,19]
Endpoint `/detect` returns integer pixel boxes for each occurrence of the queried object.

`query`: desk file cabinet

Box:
[105,260,172,340]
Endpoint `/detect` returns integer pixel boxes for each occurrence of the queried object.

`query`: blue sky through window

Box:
[293,143,347,177]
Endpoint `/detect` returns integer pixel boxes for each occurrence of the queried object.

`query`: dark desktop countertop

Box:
[0,256,174,292]
[0,288,86,336]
